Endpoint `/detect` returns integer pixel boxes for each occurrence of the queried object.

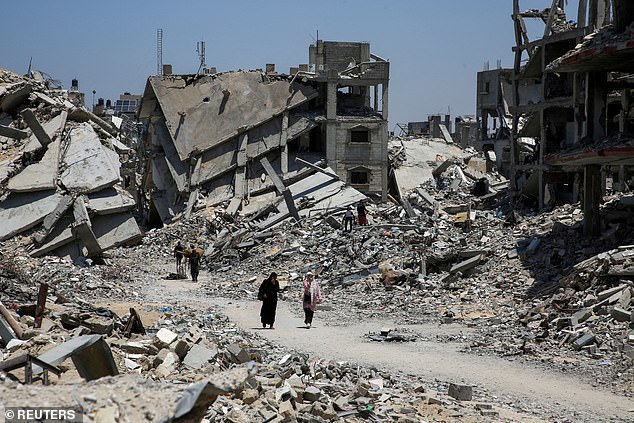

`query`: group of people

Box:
[173,241,202,282]
[342,201,368,232]
[258,271,322,329]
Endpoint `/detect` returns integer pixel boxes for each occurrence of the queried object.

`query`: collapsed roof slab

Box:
[87,188,135,215]
[91,212,142,251]
[0,191,64,241]
[191,115,317,187]
[60,124,121,193]
[0,83,31,113]
[154,119,187,192]
[146,71,318,160]
[7,140,60,192]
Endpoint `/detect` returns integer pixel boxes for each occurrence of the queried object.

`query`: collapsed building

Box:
[0,69,141,259]
[476,0,634,236]
[138,41,389,226]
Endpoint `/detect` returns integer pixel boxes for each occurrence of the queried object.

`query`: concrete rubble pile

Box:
[0,68,141,260]
[1,126,634,419]
[0,289,505,421]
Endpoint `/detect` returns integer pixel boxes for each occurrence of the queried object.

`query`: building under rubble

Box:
[477,0,634,235]
[138,41,389,225]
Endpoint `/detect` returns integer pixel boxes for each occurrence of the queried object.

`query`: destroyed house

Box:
[506,0,634,235]
[138,40,389,225]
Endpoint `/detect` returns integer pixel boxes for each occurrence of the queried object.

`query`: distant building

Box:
[138,40,390,225]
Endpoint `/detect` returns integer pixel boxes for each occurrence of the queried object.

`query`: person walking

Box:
[357,201,368,226]
[342,206,355,232]
[188,244,201,282]
[302,271,322,328]
[258,272,279,329]
[174,241,185,276]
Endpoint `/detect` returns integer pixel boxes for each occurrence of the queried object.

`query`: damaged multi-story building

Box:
[138,41,389,226]
[477,0,634,235]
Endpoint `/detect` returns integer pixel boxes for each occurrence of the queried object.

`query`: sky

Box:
[0,0,560,132]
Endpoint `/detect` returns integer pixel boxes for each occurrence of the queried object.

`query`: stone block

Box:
[227,342,250,364]
[155,351,179,378]
[183,343,218,369]
[325,215,342,229]
[120,341,152,355]
[310,402,337,420]
[610,307,631,322]
[573,333,596,350]
[171,339,192,360]
[241,388,259,405]
[448,383,472,401]
[278,400,295,418]
[153,348,172,368]
[155,328,178,347]
[572,308,593,324]
[303,386,322,403]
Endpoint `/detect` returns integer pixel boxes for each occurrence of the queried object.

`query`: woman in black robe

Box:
[258,272,279,329]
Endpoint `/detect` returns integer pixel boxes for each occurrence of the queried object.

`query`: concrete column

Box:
[583,164,602,236]
[572,172,581,203]
[619,165,626,192]
[326,80,338,166]
[586,71,607,140]
[373,85,379,112]
[280,111,289,174]
[381,82,389,121]
[326,81,337,120]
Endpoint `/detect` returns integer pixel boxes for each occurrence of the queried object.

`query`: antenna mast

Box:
[157,28,163,75]
[197,40,206,74]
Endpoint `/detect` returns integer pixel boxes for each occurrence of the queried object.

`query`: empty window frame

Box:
[350,170,369,184]
[350,128,370,143]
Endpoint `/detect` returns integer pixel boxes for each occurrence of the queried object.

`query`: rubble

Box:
[0,69,141,259]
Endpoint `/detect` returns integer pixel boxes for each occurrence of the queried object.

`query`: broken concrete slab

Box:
[183,343,218,369]
[21,108,52,147]
[449,255,483,274]
[0,124,28,140]
[73,197,101,256]
[35,335,118,381]
[90,212,142,251]
[168,367,248,422]
[8,140,60,192]
[0,83,31,113]
[87,188,135,215]
[448,383,472,401]
[0,191,64,241]
[226,343,250,364]
[22,111,67,154]
[142,71,318,161]
[60,123,120,193]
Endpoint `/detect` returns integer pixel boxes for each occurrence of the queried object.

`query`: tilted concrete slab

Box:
[7,140,60,192]
[30,216,75,257]
[73,196,102,256]
[60,124,120,193]
[0,191,63,241]
[0,83,31,113]
[91,212,142,250]
[87,188,135,215]
[145,71,318,160]
[0,158,16,185]
[191,116,315,187]
[256,167,366,228]
[23,111,67,154]
[154,118,188,192]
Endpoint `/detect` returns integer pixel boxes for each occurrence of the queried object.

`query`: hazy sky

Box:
[1,0,560,131]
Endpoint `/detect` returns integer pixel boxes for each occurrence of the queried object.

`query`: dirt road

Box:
[216,298,634,422]
[144,274,634,422]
